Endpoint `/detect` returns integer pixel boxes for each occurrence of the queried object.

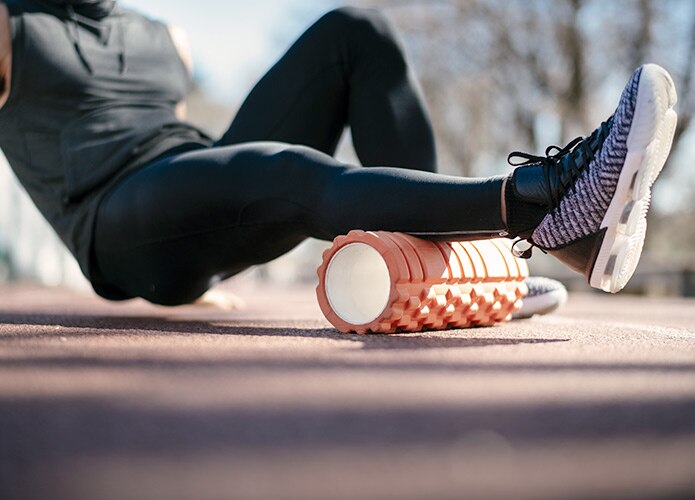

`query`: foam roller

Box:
[316,230,529,334]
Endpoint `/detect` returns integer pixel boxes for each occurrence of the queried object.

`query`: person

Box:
[0,0,677,306]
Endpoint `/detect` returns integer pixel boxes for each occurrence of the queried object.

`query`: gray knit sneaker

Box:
[512,276,568,319]
[506,64,678,293]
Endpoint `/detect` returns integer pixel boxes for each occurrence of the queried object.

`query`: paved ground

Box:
[1,282,694,500]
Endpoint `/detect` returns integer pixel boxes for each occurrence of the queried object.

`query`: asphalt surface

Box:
[1,282,694,500]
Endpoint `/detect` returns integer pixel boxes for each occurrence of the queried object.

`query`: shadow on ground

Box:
[0,311,571,350]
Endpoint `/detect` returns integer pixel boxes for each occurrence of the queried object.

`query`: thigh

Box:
[93,142,345,304]
[217,10,353,153]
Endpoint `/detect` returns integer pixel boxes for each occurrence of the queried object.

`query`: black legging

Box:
[93,7,506,305]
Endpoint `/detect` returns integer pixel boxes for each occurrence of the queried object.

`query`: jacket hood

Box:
[41,0,116,20]
[33,0,124,74]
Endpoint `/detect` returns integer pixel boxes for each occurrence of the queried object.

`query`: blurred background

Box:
[1,0,693,295]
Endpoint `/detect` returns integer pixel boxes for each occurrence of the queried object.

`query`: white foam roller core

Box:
[324,243,391,325]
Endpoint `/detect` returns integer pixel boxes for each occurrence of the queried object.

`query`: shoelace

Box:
[507,116,614,259]
[511,238,540,259]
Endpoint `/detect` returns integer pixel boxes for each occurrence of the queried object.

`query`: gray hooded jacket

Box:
[0,0,212,284]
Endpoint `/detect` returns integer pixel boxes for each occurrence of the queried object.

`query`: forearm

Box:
[167,24,192,122]
[175,100,187,121]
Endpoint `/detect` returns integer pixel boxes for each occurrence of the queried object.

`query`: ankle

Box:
[504,173,549,239]
[500,177,508,226]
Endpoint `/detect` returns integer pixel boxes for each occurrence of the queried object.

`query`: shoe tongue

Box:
[512,163,555,207]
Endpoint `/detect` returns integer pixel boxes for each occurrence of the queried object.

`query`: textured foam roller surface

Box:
[316,230,529,334]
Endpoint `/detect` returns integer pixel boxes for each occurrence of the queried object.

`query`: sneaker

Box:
[505,64,678,293]
[512,276,568,319]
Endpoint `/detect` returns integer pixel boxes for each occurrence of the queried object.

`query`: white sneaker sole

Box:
[589,64,678,293]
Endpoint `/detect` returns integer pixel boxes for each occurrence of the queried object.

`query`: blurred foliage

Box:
[347,0,695,289]
[356,0,695,179]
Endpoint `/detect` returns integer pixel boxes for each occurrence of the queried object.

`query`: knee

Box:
[318,7,404,55]
[269,144,345,185]
[321,6,388,29]
[264,144,355,214]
